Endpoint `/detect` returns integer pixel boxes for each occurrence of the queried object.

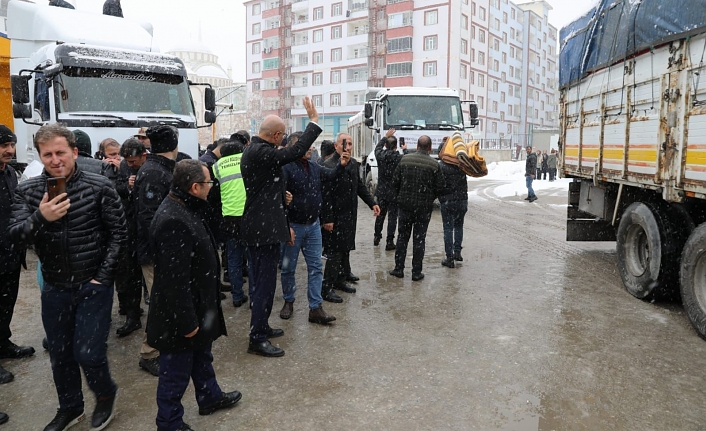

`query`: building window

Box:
[423,61,437,77]
[424,35,438,51]
[252,42,261,55]
[461,39,468,54]
[252,62,261,73]
[313,29,323,42]
[252,3,261,15]
[252,80,261,91]
[313,72,323,86]
[478,74,485,87]
[387,62,413,77]
[331,93,341,106]
[313,95,322,107]
[313,51,323,64]
[460,64,467,78]
[332,2,343,16]
[462,14,468,30]
[332,25,342,39]
[263,58,279,70]
[387,37,412,53]
[389,12,413,28]
[331,48,342,62]
[478,51,485,65]
[425,9,438,25]
[479,6,486,20]
[479,29,485,43]
[252,23,261,35]
[331,70,341,84]
[313,6,323,20]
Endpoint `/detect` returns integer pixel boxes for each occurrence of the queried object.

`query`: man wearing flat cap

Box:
[0,125,35,386]
[133,125,180,377]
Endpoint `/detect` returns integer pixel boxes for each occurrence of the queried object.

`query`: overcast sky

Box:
[64,0,597,82]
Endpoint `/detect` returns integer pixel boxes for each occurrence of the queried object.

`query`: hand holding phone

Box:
[47,177,67,201]
[40,178,70,222]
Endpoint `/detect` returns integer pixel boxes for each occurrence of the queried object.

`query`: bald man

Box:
[240,98,322,357]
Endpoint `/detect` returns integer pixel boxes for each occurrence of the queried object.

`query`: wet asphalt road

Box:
[2,177,706,430]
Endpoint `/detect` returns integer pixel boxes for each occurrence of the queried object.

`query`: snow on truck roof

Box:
[7,1,156,53]
[375,87,460,98]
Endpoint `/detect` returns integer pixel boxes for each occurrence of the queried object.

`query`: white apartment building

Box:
[244,0,558,145]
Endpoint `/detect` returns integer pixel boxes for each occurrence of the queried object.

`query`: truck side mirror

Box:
[364,102,372,119]
[11,75,30,104]
[204,88,216,112]
[365,118,374,128]
[13,104,32,119]
[204,110,217,124]
[468,101,480,127]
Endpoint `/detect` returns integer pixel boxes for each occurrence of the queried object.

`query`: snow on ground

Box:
[468,160,572,199]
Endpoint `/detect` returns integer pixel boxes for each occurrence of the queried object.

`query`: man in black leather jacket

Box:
[373,128,406,250]
[9,124,126,431]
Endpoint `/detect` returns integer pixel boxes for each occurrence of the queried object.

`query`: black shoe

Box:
[247,340,284,357]
[139,357,159,377]
[116,317,141,337]
[524,196,530,200]
[385,242,396,251]
[453,251,463,262]
[220,283,231,292]
[0,412,7,425]
[91,391,117,430]
[528,195,538,202]
[441,258,455,268]
[346,273,359,282]
[43,409,85,431]
[176,423,194,431]
[412,272,425,281]
[232,295,248,308]
[0,342,35,359]
[333,283,356,293]
[388,268,404,278]
[308,306,336,325]
[374,236,381,246]
[265,327,284,339]
[0,365,13,384]
[42,337,48,351]
[198,390,242,415]
[322,289,343,303]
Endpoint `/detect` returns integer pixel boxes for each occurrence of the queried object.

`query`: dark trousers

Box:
[374,199,398,243]
[536,168,542,179]
[394,209,432,274]
[247,244,279,343]
[156,345,222,431]
[541,168,548,180]
[115,249,142,319]
[42,281,117,411]
[440,200,468,259]
[323,251,350,288]
[549,168,557,181]
[0,269,21,346]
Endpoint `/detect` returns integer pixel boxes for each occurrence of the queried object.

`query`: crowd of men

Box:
[0,96,472,430]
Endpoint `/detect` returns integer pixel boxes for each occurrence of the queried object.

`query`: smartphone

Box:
[399,137,405,146]
[47,177,67,201]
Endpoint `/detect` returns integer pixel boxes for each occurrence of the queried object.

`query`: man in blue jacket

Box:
[279,132,349,324]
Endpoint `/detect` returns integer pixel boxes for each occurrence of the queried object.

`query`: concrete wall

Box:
[481,149,514,164]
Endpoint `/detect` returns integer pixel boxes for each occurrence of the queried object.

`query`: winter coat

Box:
[283,158,343,225]
[0,165,24,273]
[116,159,138,247]
[541,153,549,171]
[102,0,123,17]
[76,154,119,184]
[49,0,75,9]
[240,121,322,247]
[146,188,227,353]
[438,160,468,203]
[199,150,224,243]
[134,154,175,264]
[374,137,405,203]
[321,152,376,252]
[547,153,557,169]
[392,150,445,214]
[525,152,537,176]
[9,167,126,289]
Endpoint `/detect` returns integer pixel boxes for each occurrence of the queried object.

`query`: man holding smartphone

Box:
[9,124,126,430]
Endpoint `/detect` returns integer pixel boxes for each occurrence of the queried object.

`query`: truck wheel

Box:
[616,202,681,299]
[366,171,376,196]
[680,224,706,340]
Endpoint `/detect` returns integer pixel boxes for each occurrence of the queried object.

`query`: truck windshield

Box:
[384,96,463,129]
[54,67,195,117]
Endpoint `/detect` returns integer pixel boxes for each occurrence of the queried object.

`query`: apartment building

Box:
[244,0,558,144]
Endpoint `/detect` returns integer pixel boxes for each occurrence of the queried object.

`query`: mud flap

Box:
[566,206,617,241]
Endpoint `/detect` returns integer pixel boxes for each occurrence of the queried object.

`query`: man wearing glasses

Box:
[240,97,321,357]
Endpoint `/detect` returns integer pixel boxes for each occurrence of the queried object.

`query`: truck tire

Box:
[680,224,706,340]
[616,202,682,299]
[366,170,376,197]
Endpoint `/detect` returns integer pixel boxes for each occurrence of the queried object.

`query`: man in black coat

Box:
[321,133,380,300]
[525,146,538,202]
[48,0,75,9]
[0,126,34,386]
[103,0,123,17]
[9,124,126,430]
[240,97,321,358]
[438,159,468,268]
[133,125,180,376]
[388,135,445,281]
[373,128,406,250]
[147,160,240,431]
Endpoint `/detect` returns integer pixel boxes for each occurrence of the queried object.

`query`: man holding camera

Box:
[9,124,126,431]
